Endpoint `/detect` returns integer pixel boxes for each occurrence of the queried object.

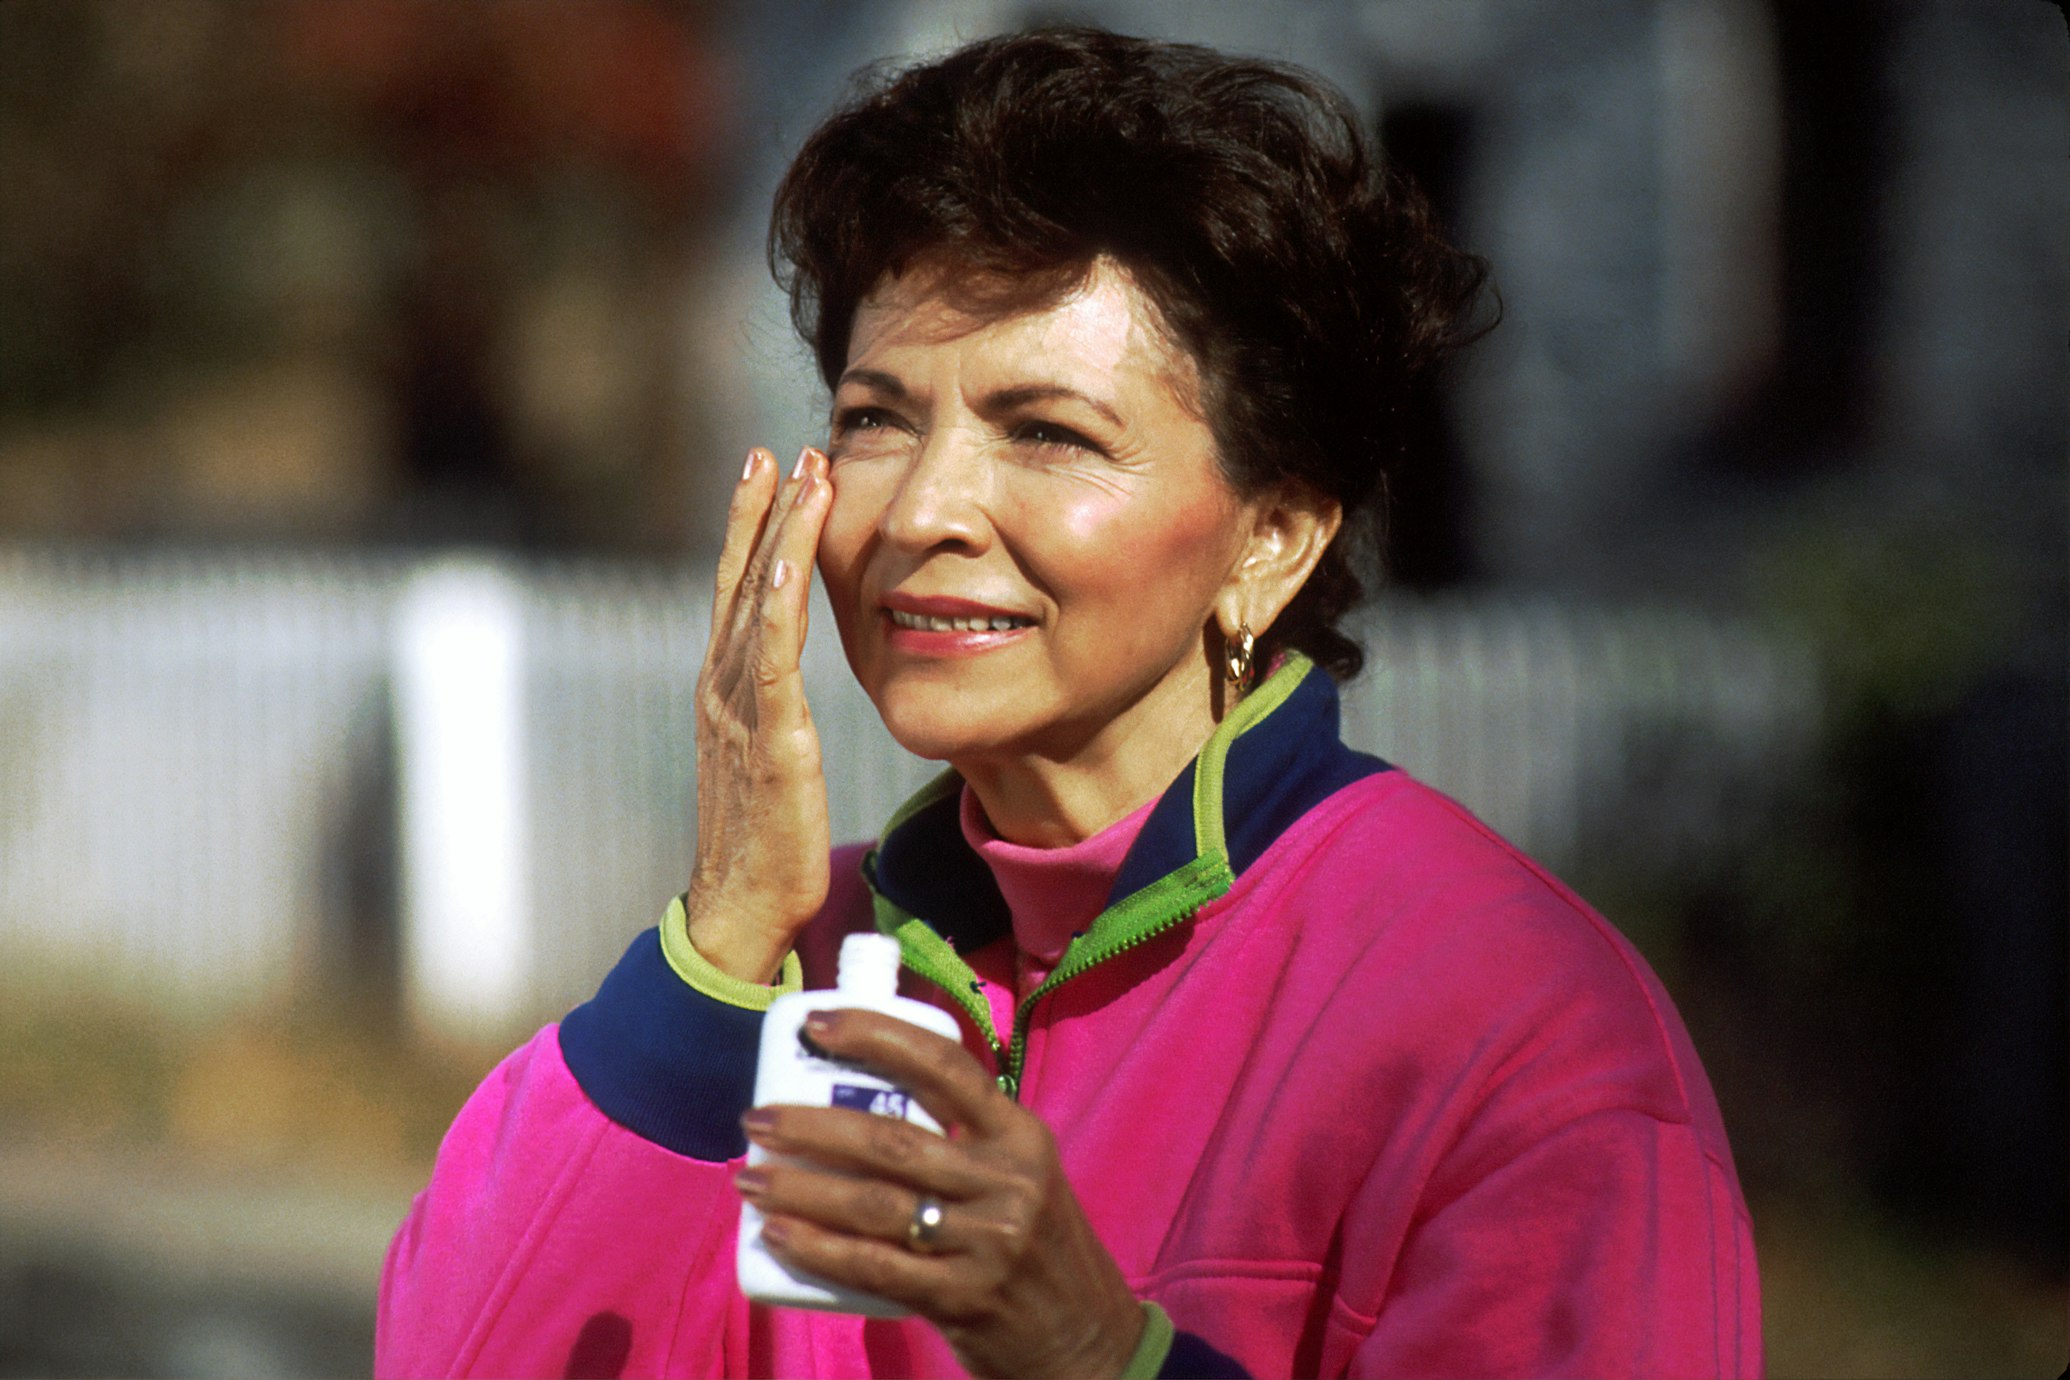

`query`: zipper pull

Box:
[994,1072,1018,1099]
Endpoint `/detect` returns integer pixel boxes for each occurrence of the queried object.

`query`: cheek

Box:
[816,474,884,672]
[816,468,880,586]
[1019,484,1239,609]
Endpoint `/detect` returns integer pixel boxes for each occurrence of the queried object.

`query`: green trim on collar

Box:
[1120,1301,1176,1380]
[874,891,1006,1054]
[1190,654,1310,859]
[657,895,803,1010]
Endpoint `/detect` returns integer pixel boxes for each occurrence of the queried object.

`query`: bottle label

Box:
[830,1083,912,1118]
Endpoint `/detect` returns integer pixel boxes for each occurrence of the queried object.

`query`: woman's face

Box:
[816,257,1254,774]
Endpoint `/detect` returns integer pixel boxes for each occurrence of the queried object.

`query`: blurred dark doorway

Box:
[1379,101,1480,591]
[1715,0,1897,471]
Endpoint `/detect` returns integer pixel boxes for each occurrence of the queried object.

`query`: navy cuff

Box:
[1159,1330,1249,1378]
[559,928,762,1161]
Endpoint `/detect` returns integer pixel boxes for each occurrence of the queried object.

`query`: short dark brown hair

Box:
[770,26,1493,678]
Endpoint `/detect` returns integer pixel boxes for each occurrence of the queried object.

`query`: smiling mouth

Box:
[887,610,1034,633]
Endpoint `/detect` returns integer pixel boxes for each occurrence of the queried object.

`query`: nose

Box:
[877,423,993,554]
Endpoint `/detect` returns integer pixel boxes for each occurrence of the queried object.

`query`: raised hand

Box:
[684,446,837,983]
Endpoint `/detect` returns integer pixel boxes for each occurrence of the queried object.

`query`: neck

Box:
[956,658,1221,847]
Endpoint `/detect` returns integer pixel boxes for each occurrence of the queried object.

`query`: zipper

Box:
[894,851,1234,1102]
[914,962,1017,1097]
[956,983,1011,1090]
[894,923,1011,1086]
[896,918,1189,1103]
[998,903,1203,1096]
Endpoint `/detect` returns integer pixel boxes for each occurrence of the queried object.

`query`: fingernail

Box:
[791,446,812,479]
[760,1216,793,1248]
[742,450,760,481]
[771,559,791,590]
[803,1012,835,1040]
[734,1167,771,1197]
[742,1107,777,1136]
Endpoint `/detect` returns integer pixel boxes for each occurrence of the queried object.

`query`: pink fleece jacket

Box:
[377,660,1760,1378]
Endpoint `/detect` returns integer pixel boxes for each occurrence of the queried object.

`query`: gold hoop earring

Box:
[1223,622,1255,693]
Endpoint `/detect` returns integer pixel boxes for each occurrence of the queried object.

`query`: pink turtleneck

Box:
[956,785,1157,1002]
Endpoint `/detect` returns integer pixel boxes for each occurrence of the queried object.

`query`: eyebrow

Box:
[834,369,1124,430]
[834,368,913,401]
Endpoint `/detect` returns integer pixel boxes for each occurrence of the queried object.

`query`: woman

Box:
[377,28,1760,1380]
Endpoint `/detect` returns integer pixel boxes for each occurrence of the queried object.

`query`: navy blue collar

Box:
[869,661,1388,951]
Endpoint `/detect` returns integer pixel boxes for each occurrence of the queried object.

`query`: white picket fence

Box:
[0,547,1816,1033]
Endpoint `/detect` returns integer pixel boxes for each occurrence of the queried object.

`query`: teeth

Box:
[890,610,1031,633]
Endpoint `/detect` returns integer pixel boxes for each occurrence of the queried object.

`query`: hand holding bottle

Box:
[736,1007,1148,1379]
[738,933,965,1317]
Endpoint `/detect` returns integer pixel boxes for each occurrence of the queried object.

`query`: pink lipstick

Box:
[880,593,1035,656]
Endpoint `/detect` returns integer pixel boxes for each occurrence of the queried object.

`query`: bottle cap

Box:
[837,932,903,1002]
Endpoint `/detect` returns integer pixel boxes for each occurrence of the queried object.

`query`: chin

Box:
[867,678,1032,765]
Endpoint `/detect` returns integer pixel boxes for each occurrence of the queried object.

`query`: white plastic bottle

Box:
[737,932,962,1316]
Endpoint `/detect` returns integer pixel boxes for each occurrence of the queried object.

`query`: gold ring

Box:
[906,1195,945,1252]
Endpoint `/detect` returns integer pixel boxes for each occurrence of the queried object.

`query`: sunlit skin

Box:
[818,257,1278,846]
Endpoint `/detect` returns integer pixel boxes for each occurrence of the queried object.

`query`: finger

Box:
[732,447,818,644]
[743,1105,995,1200]
[756,1214,983,1320]
[710,448,779,647]
[737,1158,978,1250]
[748,452,834,685]
[799,1008,1015,1139]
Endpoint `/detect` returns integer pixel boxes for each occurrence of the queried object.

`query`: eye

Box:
[829,405,912,459]
[1012,419,1102,454]
[833,405,898,434]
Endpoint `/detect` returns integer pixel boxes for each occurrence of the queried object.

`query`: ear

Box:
[1214,484,1343,642]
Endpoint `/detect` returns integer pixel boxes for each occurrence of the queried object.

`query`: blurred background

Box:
[0,0,2061,1374]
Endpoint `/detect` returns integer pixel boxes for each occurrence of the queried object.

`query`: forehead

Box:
[846,256,1200,400]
